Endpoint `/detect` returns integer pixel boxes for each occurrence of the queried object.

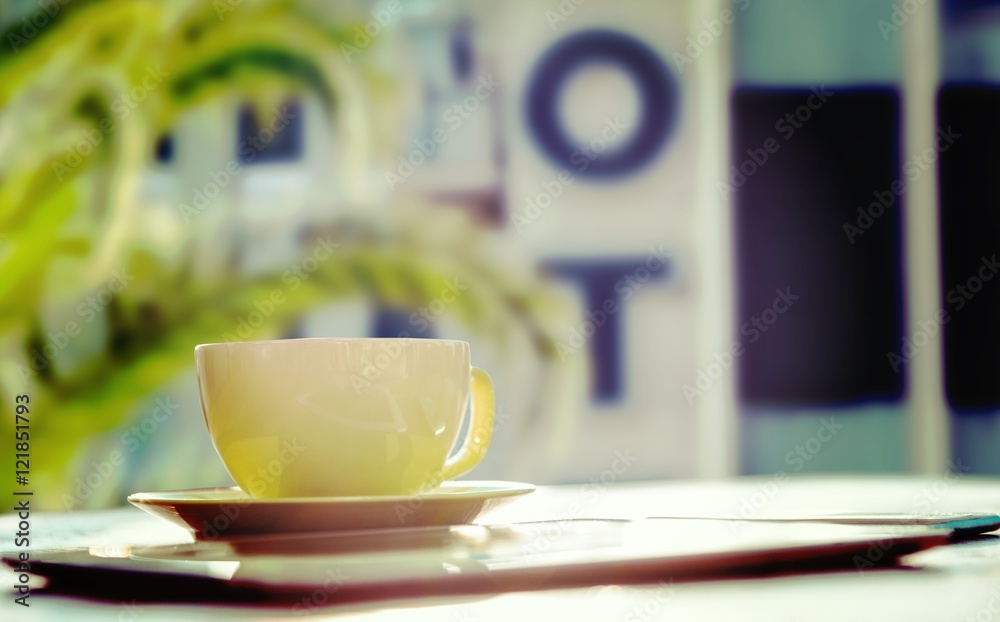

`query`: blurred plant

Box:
[0,0,578,508]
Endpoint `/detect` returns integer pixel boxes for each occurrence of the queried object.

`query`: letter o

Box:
[248,310,264,327]
[761,308,778,325]
[987,596,1000,614]
[268,459,283,477]
[258,127,274,144]
[740,159,758,177]
[302,257,318,273]
[707,362,723,380]
[141,418,157,435]
[634,266,650,283]
[86,472,102,488]
[203,182,220,199]
[806,437,822,454]
[968,277,983,293]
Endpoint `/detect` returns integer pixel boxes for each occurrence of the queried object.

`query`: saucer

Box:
[127,481,535,540]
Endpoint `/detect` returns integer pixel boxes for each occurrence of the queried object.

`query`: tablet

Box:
[3,519,951,606]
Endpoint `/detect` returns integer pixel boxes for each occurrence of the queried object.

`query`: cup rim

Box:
[195,337,469,351]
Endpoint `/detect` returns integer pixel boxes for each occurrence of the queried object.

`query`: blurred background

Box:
[1,0,999,510]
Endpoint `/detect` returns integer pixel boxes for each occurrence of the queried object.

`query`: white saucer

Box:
[128,481,535,540]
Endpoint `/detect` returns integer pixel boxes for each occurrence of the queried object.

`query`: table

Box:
[3,475,1000,621]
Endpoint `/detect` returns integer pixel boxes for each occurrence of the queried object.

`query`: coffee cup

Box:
[194,338,494,498]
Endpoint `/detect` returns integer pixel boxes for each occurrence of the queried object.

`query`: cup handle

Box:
[438,366,495,482]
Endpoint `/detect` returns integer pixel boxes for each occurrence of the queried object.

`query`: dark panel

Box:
[371,308,435,340]
[450,19,475,83]
[938,83,1000,412]
[732,86,904,406]
[154,133,174,164]
[944,0,1000,17]
[236,100,303,164]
